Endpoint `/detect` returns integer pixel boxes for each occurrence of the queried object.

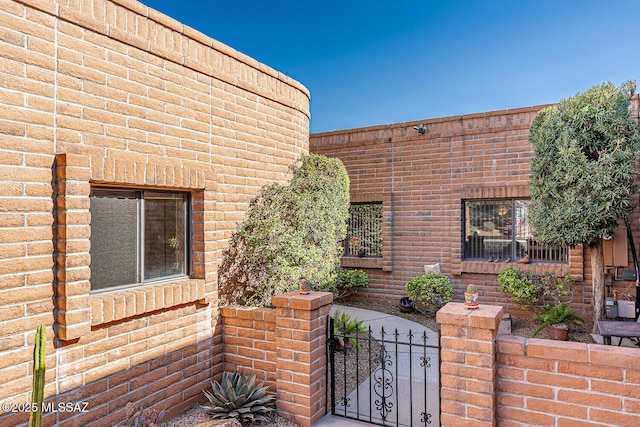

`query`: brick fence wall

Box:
[221,291,333,427]
[437,302,640,426]
[310,98,640,319]
[0,0,309,425]
[497,334,640,426]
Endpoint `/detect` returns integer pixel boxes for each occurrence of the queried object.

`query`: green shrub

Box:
[202,371,275,424]
[322,268,369,301]
[529,81,639,327]
[218,154,350,307]
[405,273,452,310]
[498,267,575,311]
[498,267,538,310]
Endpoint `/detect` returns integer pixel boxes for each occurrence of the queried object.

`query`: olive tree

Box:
[218,154,350,307]
[528,81,639,331]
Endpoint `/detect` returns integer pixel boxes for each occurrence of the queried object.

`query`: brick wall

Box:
[0,0,309,425]
[497,335,640,426]
[221,292,333,427]
[310,99,640,319]
[221,306,278,388]
[437,302,503,426]
[438,302,640,426]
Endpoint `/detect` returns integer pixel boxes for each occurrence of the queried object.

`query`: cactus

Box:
[28,325,46,427]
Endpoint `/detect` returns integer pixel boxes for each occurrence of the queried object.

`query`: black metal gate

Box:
[328,317,440,426]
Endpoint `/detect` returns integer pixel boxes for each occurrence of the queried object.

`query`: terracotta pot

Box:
[548,324,569,341]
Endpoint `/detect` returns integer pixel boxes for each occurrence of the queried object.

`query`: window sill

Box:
[460,260,572,277]
[341,256,383,269]
[90,278,207,326]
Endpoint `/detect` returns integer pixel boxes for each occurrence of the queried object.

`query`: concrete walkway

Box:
[317,305,440,427]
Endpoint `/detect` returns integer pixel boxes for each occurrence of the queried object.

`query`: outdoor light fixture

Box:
[413,124,426,136]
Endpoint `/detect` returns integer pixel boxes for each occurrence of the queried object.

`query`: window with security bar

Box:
[345,203,383,257]
[463,199,568,263]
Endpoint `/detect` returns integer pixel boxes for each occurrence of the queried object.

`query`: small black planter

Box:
[400,297,415,313]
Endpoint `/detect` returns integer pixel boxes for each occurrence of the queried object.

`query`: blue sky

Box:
[143,1,640,133]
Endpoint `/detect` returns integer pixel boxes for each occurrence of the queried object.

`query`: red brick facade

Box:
[310,99,640,319]
[0,0,309,425]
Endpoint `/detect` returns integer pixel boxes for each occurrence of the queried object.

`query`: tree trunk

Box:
[591,241,605,334]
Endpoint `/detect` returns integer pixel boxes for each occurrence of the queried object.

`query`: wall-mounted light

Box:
[413,124,426,136]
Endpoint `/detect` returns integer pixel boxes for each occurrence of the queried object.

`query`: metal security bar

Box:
[463,199,568,263]
[328,318,440,426]
[345,203,383,257]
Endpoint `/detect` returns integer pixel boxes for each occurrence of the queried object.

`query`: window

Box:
[463,199,568,263]
[89,188,190,292]
[344,203,382,257]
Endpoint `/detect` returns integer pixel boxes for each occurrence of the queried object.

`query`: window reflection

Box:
[464,199,567,263]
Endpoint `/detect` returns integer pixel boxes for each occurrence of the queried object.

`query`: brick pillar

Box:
[436,302,503,427]
[272,290,333,427]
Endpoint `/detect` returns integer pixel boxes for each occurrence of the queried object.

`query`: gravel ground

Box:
[163,406,300,427]
[328,331,383,409]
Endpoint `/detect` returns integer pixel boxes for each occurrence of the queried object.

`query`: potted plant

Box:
[299,279,310,295]
[405,272,452,313]
[464,284,479,309]
[531,303,585,340]
[399,296,415,313]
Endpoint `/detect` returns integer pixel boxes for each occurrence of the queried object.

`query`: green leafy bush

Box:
[528,80,639,327]
[531,303,585,337]
[498,267,538,310]
[202,371,275,424]
[322,268,369,301]
[498,267,575,311]
[218,154,350,307]
[405,273,452,310]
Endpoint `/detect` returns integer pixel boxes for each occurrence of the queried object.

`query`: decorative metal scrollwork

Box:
[373,345,394,421]
[420,355,431,368]
[421,410,432,425]
[339,395,350,408]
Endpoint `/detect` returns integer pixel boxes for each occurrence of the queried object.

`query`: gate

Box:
[328,317,440,426]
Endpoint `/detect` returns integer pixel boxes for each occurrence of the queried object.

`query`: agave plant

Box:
[202,371,276,424]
